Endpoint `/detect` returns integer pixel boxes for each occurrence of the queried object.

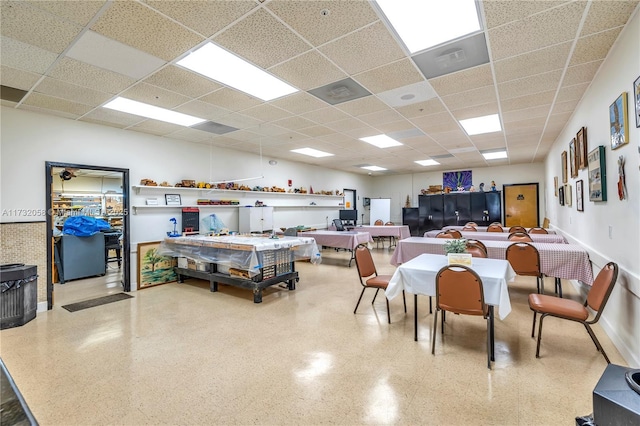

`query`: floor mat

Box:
[62,293,133,312]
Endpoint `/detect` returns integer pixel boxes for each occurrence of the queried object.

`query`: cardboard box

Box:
[177,257,188,268]
[187,259,196,270]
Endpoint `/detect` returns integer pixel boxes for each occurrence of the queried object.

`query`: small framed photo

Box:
[577,127,588,169]
[561,151,568,183]
[569,138,578,178]
[609,92,629,149]
[576,180,584,212]
[165,194,181,206]
[566,184,572,207]
[634,76,640,128]
[559,186,565,206]
[554,176,558,197]
[588,146,607,202]
[146,198,158,206]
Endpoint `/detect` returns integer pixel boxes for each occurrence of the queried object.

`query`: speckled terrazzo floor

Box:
[0,247,626,425]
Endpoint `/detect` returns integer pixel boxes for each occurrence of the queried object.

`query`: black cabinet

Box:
[419,192,501,231]
[419,194,444,233]
[402,208,420,236]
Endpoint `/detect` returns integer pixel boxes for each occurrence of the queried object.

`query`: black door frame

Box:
[45,161,131,309]
[502,183,540,227]
[343,188,357,224]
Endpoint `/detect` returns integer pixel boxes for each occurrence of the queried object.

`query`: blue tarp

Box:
[62,216,110,237]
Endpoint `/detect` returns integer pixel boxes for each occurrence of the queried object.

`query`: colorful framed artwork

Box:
[576,179,584,212]
[559,186,565,206]
[137,241,177,289]
[561,151,568,183]
[566,184,572,207]
[634,76,640,128]
[577,127,588,169]
[443,170,472,191]
[554,176,558,197]
[609,92,629,149]
[569,138,578,178]
[588,146,607,202]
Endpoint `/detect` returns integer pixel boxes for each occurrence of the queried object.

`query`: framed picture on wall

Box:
[576,180,584,212]
[610,92,629,149]
[137,241,177,289]
[634,76,640,128]
[554,176,558,197]
[577,127,588,169]
[561,151,568,183]
[569,138,578,178]
[559,186,565,206]
[588,146,607,202]
[566,184,572,207]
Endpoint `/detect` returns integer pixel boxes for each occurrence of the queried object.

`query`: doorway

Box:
[45,162,131,309]
[503,183,539,228]
[343,188,357,224]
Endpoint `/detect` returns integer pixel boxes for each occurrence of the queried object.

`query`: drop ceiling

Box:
[1,0,638,175]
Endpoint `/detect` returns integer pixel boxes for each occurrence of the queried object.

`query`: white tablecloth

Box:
[386,254,515,319]
[424,230,567,243]
[298,230,372,250]
[391,237,593,285]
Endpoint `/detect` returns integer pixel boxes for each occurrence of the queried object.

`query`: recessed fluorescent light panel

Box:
[415,159,440,166]
[375,0,481,53]
[290,148,334,158]
[482,150,508,160]
[359,135,403,148]
[361,166,387,171]
[103,97,206,127]
[459,114,502,136]
[177,43,298,101]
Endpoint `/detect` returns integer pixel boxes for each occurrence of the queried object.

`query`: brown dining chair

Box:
[432,265,491,369]
[372,219,384,247]
[466,239,488,254]
[528,262,618,363]
[461,225,477,231]
[506,242,544,294]
[465,222,478,227]
[508,226,527,233]
[466,242,487,258]
[384,221,397,247]
[446,229,463,238]
[435,232,454,239]
[374,219,383,225]
[529,227,548,234]
[354,244,406,323]
[487,224,504,232]
[508,231,533,242]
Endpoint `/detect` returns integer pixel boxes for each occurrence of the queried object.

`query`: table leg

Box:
[253,288,263,303]
[414,294,418,342]
[348,249,355,267]
[489,306,495,361]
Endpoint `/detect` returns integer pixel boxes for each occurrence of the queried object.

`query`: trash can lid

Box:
[0,264,37,281]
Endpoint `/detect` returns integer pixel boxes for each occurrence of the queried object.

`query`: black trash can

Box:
[0,264,38,330]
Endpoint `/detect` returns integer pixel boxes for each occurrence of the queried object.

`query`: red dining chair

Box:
[487,224,504,232]
[462,225,477,231]
[529,227,548,234]
[435,232,454,239]
[508,231,533,242]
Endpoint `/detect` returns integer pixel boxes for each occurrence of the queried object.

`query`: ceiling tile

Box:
[34,77,112,107]
[269,50,346,91]
[354,59,424,94]
[215,112,262,129]
[79,107,144,128]
[498,70,562,100]
[144,0,257,38]
[450,102,499,121]
[1,36,58,74]
[246,123,289,137]
[413,112,461,134]
[199,88,262,111]
[19,103,81,120]
[129,119,184,136]
[488,1,586,60]
[298,125,334,137]
[174,100,231,121]
[324,117,370,133]
[570,27,623,65]
[441,85,497,110]
[357,108,404,126]
[334,96,388,115]
[562,60,604,86]
[580,1,639,37]
[266,0,379,46]
[163,127,212,144]
[482,1,566,29]
[556,83,590,103]
[500,90,555,112]
[120,82,192,109]
[300,106,350,123]
[29,0,108,26]
[271,116,317,130]
[428,64,494,96]
[22,92,93,116]
[0,1,83,53]
[269,91,328,114]
[91,1,203,61]
[375,120,420,136]
[214,9,310,69]
[502,104,551,123]
[319,21,405,75]
[494,42,572,83]
[0,65,40,91]
[237,103,290,122]
[47,57,136,94]
[396,98,447,119]
[551,98,580,115]
[144,65,222,98]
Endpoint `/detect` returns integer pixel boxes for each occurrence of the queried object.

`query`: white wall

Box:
[544,9,640,367]
[0,107,372,286]
[369,163,546,224]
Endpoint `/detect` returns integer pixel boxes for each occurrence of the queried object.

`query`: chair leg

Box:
[386,298,391,324]
[429,296,432,314]
[584,323,610,363]
[535,314,547,358]
[555,277,563,298]
[354,287,367,314]
[402,290,407,313]
[431,309,438,354]
[531,311,537,338]
[372,288,380,304]
[486,316,491,369]
[441,310,445,334]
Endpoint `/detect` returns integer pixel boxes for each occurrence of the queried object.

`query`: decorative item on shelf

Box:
[140,178,157,186]
[444,186,452,193]
[167,218,180,237]
[175,180,196,188]
[491,181,497,191]
[255,200,264,207]
[310,186,313,194]
[469,185,476,192]
[405,195,410,208]
[618,155,627,200]
[479,182,485,192]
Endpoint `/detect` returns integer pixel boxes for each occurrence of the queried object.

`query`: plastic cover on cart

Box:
[62,216,110,237]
